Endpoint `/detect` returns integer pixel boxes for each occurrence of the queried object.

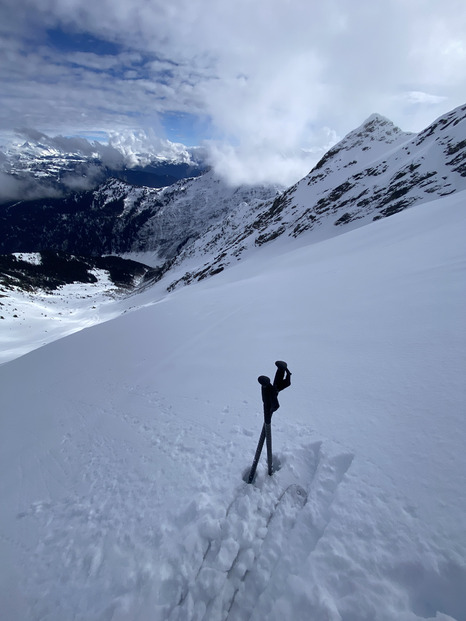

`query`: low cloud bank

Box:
[0,171,64,203]
[205,143,318,188]
[1,124,336,203]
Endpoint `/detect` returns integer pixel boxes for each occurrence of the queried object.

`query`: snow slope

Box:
[0,252,152,364]
[0,190,465,620]
[0,272,123,364]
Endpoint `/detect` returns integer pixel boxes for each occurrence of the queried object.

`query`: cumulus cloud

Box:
[0,126,207,202]
[11,127,198,171]
[11,128,125,169]
[1,0,466,185]
[107,130,196,167]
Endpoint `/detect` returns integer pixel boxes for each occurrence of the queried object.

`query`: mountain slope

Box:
[0,190,465,620]
[164,104,466,289]
[0,170,281,260]
[2,105,465,287]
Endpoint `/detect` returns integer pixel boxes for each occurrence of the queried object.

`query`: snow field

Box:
[0,269,123,363]
[0,190,465,619]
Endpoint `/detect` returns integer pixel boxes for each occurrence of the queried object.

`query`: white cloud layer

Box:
[107,130,198,167]
[1,0,466,185]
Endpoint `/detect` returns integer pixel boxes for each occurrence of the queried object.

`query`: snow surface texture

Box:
[0,260,127,364]
[1,190,465,620]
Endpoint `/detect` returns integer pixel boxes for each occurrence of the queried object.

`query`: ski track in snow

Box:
[168,443,326,621]
[16,384,466,621]
[14,381,357,621]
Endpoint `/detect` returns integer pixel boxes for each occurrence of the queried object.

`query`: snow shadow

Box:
[391,557,466,620]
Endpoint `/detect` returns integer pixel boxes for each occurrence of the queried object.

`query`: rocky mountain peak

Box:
[311,113,413,176]
[359,112,400,133]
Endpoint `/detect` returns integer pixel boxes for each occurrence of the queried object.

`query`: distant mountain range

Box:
[1,103,465,295]
[0,170,281,259]
[0,133,207,201]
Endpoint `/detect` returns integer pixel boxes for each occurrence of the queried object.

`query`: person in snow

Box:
[247,361,292,483]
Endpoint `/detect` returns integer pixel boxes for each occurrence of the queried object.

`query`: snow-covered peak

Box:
[309,113,413,178]
[2,103,466,297]
[357,112,405,138]
[280,104,465,232]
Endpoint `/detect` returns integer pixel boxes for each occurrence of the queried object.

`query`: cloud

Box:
[205,126,339,187]
[1,0,466,184]
[60,164,106,191]
[400,92,449,106]
[205,144,314,188]
[0,126,207,202]
[107,129,196,167]
[13,128,125,167]
[0,171,63,203]
[11,127,197,172]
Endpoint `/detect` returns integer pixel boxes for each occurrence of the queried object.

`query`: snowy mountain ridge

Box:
[162,103,466,289]
[2,105,465,279]
[106,171,283,263]
[314,112,414,170]
[0,170,281,261]
[0,172,281,361]
[1,130,204,175]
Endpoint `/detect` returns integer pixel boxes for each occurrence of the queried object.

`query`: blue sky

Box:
[44,27,204,143]
[1,0,466,184]
[161,112,213,147]
[46,28,121,57]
